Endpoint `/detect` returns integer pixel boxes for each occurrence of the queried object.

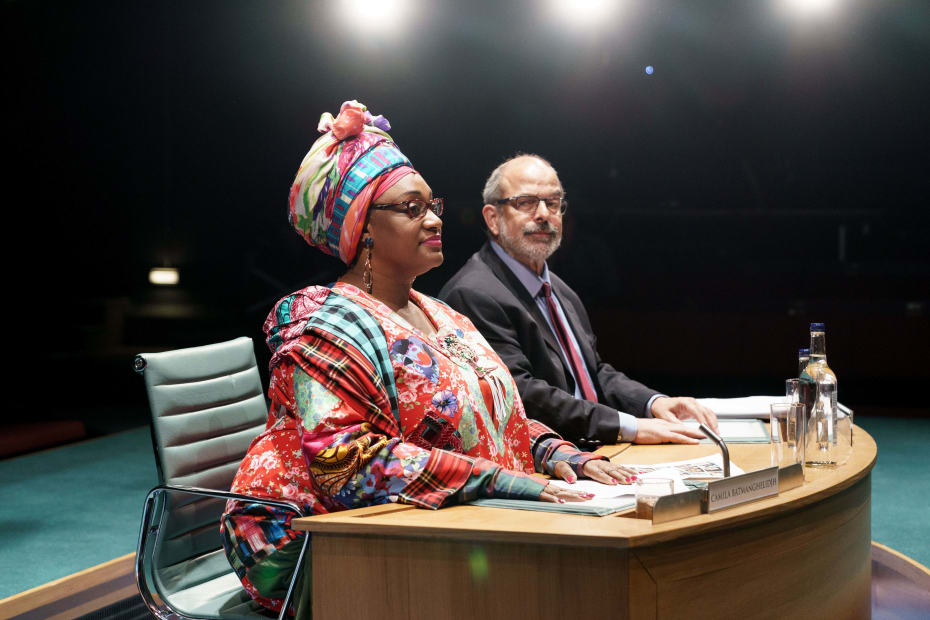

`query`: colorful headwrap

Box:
[288,100,416,263]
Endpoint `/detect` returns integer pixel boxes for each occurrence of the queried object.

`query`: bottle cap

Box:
[810,322,825,332]
[799,348,810,356]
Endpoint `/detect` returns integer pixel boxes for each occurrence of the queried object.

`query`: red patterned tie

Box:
[541,282,598,402]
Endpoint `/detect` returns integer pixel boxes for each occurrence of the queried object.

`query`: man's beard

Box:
[497,218,562,266]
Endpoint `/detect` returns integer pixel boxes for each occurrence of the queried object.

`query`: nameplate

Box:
[652,488,703,524]
[705,466,779,512]
[778,463,803,493]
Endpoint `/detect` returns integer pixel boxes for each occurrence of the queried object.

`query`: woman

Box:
[220,101,637,612]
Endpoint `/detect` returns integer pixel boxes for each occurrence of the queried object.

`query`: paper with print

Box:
[547,466,689,508]
[627,453,745,480]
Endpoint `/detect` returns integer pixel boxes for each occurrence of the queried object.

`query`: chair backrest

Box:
[137,336,267,489]
[135,336,268,571]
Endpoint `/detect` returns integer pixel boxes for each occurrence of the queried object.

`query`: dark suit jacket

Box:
[439,242,657,448]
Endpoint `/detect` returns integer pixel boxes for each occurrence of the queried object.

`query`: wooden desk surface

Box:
[293,425,876,549]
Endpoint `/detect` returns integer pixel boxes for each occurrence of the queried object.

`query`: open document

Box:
[469,454,744,516]
[626,453,745,480]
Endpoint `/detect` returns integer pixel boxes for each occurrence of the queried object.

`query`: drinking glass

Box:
[635,477,675,520]
[836,408,854,467]
[770,402,805,468]
[785,378,800,403]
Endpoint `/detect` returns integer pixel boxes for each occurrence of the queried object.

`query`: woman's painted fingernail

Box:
[631,475,638,480]
[558,498,565,504]
[585,492,595,498]
[568,474,577,483]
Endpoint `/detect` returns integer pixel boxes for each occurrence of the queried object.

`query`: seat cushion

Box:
[167,571,268,619]
[156,549,273,619]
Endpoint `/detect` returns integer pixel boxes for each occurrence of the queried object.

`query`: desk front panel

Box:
[312,534,630,619]
[298,427,876,619]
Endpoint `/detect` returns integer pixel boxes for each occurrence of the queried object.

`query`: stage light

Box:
[645,65,654,75]
[549,0,618,26]
[149,267,179,286]
[781,0,840,17]
[339,0,411,32]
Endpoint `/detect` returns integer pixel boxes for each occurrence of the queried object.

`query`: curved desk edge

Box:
[293,426,877,551]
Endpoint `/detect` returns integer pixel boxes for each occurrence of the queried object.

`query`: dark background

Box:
[4,0,928,443]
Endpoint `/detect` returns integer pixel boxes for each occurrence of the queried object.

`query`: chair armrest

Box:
[148,484,308,517]
[137,484,311,620]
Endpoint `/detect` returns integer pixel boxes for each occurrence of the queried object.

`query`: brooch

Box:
[436,330,496,378]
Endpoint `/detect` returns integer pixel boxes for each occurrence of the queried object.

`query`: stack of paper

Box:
[697,396,853,420]
[682,418,769,443]
[697,396,783,419]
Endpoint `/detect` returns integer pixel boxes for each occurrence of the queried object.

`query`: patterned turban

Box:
[288,100,416,263]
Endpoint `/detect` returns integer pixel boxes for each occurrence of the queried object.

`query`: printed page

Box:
[627,453,746,480]
[548,467,689,507]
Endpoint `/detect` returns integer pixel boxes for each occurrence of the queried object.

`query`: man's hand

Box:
[650,396,718,432]
[634,418,706,445]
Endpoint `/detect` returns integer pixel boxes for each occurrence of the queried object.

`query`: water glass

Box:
[635,477,675,520]
[785,378,800,403]
[770,402,805,468]
[836,408,854,467]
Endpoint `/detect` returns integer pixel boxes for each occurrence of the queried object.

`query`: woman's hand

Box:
[551,460,638,485]
[580,460,638,485]
[538,480,595,504]
[537,461,639,502]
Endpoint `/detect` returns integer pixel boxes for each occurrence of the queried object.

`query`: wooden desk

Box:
[293,427,876,619]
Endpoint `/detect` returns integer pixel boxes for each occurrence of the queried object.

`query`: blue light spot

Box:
[645,65,654,75]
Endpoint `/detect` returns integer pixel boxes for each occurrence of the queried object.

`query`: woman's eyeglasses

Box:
[371,198,444,219]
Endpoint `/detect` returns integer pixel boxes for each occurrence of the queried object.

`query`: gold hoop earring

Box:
[362,237,373,294]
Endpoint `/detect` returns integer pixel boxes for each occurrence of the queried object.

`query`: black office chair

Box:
[134,337,309,619]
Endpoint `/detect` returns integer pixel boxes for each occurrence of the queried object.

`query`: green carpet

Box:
[856,416,930,568]
[0,427,157,599]
[0,417,927,599]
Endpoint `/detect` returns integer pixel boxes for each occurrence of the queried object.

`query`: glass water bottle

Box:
[799,323,838,468]
[798,348,810,378]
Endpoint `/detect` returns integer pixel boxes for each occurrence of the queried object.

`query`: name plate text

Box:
[705,466,779,512]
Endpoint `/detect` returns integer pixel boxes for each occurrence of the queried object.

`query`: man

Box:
[439,154,717,448]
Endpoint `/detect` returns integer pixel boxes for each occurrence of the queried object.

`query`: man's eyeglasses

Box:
[495,194,567,215]
[371,198,444,219]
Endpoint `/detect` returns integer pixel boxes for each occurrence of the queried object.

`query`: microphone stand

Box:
[699,423,730,478]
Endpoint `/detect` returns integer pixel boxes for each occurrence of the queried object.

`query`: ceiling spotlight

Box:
[781,0,840,17]
[149,267,179,286]
[339,0,411,32]
[550,0,618,26]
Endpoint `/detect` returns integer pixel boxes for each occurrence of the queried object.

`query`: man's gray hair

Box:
[481,153,559,206]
